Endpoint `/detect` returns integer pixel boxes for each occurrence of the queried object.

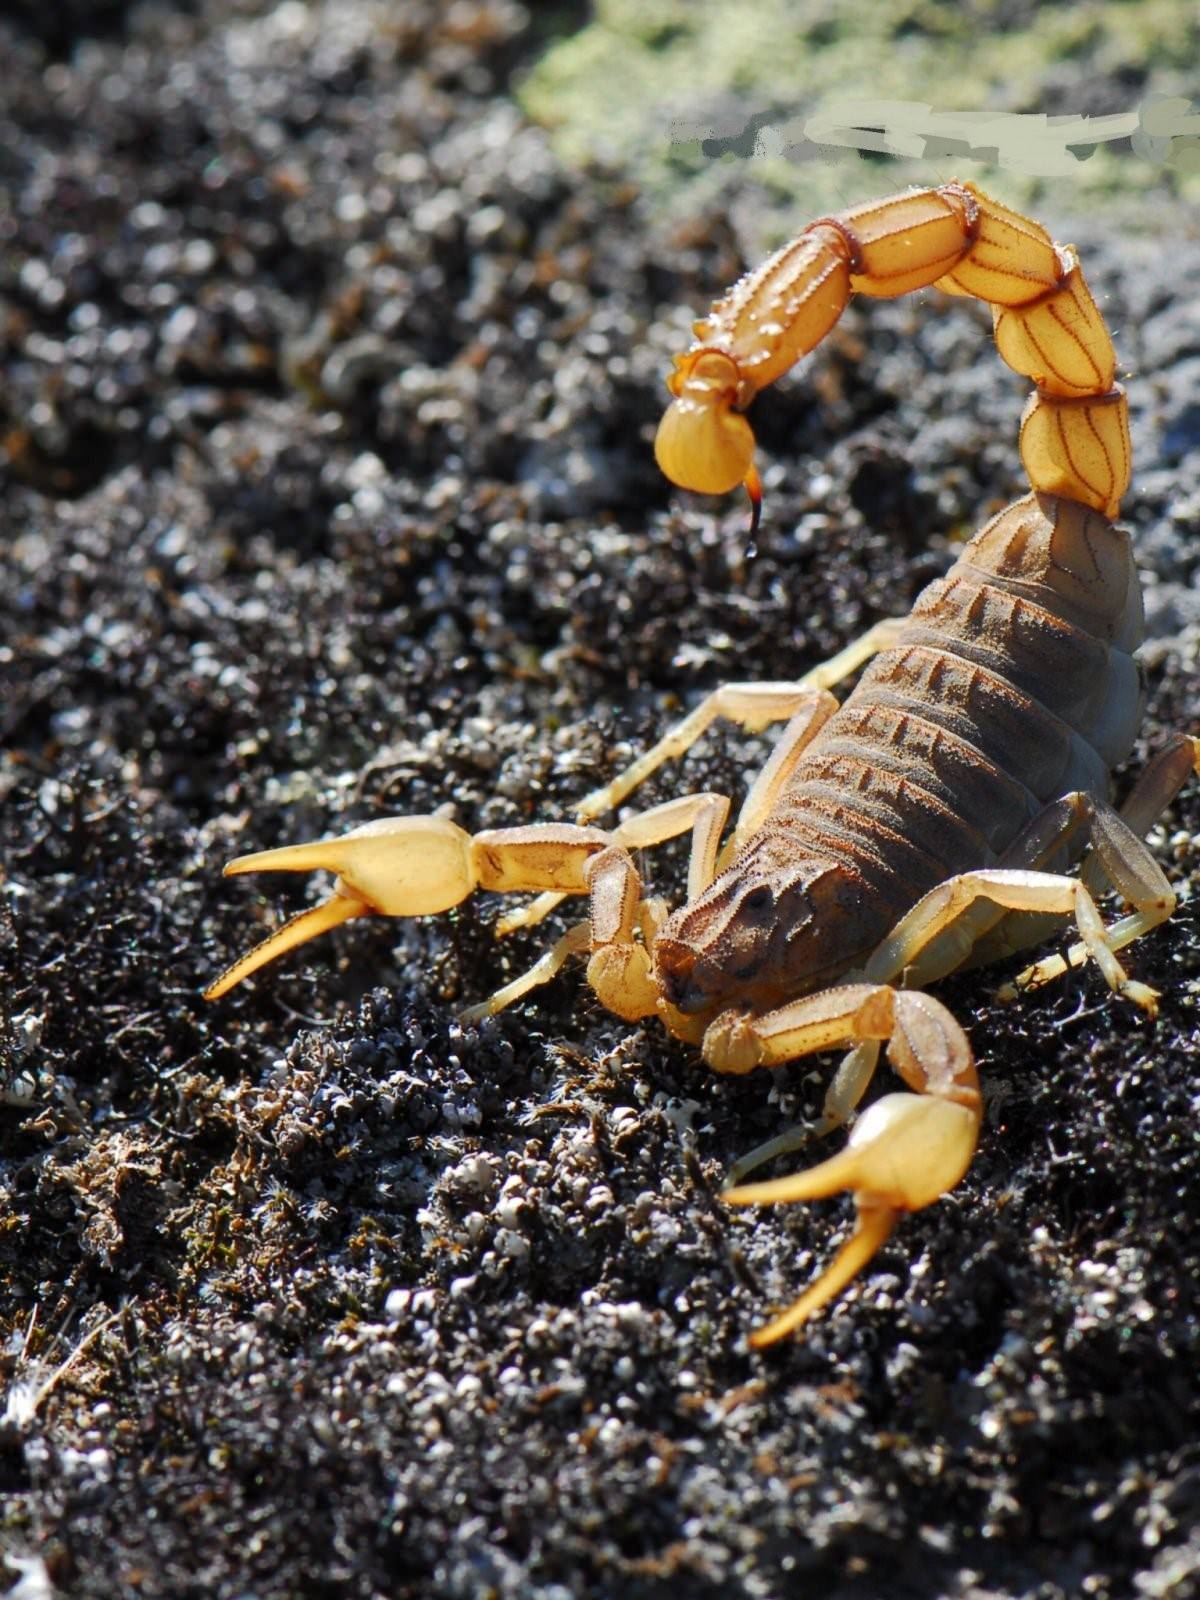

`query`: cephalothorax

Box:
[207,183,1198,1347]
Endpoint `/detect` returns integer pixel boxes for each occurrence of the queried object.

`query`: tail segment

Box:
[655,182,1129,525]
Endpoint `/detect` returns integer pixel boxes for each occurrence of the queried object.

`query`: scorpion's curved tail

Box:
[654,182,1130,528]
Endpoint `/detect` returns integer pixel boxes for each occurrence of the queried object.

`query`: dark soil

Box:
[2,5,1198,1599]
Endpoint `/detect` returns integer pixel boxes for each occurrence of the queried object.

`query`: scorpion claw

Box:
[203,888,369,1000]
[725,1091,980,1345]
[204,816,477,998]
[743,1204,900,1349]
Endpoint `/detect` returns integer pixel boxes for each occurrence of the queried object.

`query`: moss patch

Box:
[519,0,1200,227]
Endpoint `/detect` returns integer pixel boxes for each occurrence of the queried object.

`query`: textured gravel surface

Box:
[2,5,1199,1599]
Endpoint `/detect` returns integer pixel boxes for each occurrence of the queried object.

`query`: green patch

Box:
[518,0,1200,228]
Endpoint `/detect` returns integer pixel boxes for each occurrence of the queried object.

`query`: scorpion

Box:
[207,182,1199,1347]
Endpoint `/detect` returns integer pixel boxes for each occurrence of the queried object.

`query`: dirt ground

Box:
[2,5,1199,1598]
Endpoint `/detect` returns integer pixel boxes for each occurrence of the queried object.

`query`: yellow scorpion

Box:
[208,182,1198,1347]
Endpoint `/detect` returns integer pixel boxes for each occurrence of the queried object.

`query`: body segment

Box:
[756,494,1145,944]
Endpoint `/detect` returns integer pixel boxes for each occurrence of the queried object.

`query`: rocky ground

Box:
[2,4,1198,1598]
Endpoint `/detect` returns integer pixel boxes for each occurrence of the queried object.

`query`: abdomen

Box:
[772,493,1145,916]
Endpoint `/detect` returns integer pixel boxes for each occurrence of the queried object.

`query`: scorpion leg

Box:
[1002,735,1200,997]
[726,1039,881,1185]
[575,627,906,826]
[502,682,844,938]
[843,790,1109,991]
[459,921,594,1024]
[863,861,1164,1014]
[704,985,980,1346]
[732,688,845,844]
[508,627,902,940]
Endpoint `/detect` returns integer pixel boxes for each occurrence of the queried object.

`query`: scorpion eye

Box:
[742,884,774,918]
